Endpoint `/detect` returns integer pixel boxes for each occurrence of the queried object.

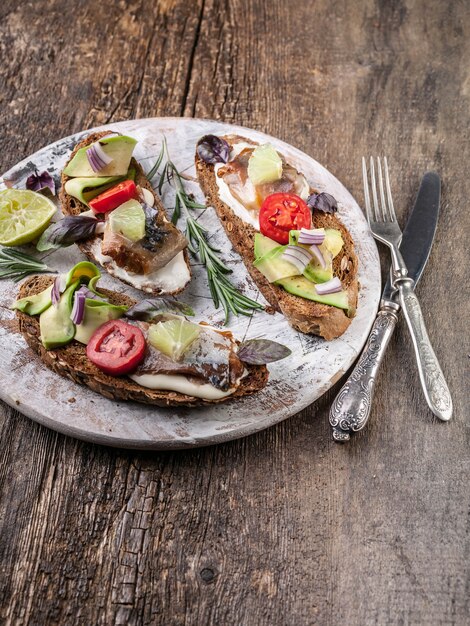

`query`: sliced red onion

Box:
[282,245,313,273]
[70,288,87,325]
[76,285,102,301]
[86,143,113,173]
[51,274,66,307]
[309,244,327,269]
[315,277,342,295]
[298,228,325,245]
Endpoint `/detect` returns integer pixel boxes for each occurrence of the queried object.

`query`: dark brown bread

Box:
[59,131,191,295]
[16,275,268,407]
[195,135,359,340]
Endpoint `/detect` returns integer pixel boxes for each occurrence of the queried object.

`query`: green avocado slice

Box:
[276,276,349,310]
[254,245,299,283]
[74,300,127,344]
[64,262,101,287]
[11,285,53,316]
[254,233,280,259]
[63,135,137,177]
[64,175,122,205]
[39,281,78,349]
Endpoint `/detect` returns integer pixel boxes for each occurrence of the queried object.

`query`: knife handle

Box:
[329,304,399,441]
[396,278,453,421]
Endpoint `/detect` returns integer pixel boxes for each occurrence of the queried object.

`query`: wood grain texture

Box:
[0,0,469,624]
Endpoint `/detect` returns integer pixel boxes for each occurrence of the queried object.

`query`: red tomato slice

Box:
[259,193,312,244]
[89,180,138,214]
[86,320,146,376]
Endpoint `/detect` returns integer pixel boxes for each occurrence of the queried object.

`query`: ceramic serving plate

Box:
[0,118,380,449]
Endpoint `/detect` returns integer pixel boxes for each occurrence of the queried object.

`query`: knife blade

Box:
[329,172,441,441]
[382,171,440,301]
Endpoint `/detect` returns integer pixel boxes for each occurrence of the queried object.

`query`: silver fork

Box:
[362,157,452,421]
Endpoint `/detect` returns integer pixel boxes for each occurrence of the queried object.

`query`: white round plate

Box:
[0,118,380,449]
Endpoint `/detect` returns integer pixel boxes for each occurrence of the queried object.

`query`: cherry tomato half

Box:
[259,192,312,244]
[89,180,138,214]
[86,320,146,376]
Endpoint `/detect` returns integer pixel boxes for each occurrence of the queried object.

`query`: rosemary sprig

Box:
[0,248,52,282]
[152,139,206,224]
[148,140,264,323]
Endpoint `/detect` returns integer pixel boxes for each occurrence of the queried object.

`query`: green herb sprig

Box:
[0,248,52,282]
[149,140,264,323]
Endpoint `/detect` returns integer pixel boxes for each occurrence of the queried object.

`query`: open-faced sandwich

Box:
[57,131,191,295]
[195,135,359,340]
[11,262,292,406]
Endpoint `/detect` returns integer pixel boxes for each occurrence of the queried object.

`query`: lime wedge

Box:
[148,318,200,361]
[247,144,283,186]
[0,189,56,246]
[108,199,146,242]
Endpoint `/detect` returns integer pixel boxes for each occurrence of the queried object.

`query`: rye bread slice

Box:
[195,135,359,340]
[59,131,191,296]
[16,275,268,407]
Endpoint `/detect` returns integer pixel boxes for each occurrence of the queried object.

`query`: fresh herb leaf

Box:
[196,135,230,164]
[125,298,194,321]
[0,248,52,282]
[26,170,56,195]
[36,216,98,251]
[148,140,264,323]
[307,192,338,214]
[237,339,291,364]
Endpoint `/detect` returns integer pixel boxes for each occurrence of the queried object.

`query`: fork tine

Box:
[384,157,397,222]
[362,157,372,224]
[369,157,381,221]
[377,157,388,221]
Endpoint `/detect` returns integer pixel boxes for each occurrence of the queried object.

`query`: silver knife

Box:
[329,172,447,442]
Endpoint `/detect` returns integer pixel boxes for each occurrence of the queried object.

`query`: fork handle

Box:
[395,278,453,421]
[329,304,399,441]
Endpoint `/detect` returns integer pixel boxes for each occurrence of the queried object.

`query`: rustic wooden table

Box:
[1,1,468,624]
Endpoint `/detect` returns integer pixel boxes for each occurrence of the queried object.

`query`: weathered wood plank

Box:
[0,0,469,624]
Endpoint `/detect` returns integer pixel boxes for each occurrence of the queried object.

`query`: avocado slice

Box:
[39,281,78,349]
[74,300,127,344]
[289,228,344,258]
[63,135,137,177]
[12,285,53,316]
[65,261,101,287]
[254,245,299,283]
[289,229,343,284]
[276,276,349,310]
[303,263,333,284]
[64,175,122,205]
[254,233,280,259]
[324,229,344,257]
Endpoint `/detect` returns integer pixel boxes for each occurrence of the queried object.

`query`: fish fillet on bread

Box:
[16,274,269,407]
[60,131,191,295]
[195,135,359,340]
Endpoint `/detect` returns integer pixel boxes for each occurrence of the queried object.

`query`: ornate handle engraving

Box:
[329,307,399,442]
[397,279,453,421]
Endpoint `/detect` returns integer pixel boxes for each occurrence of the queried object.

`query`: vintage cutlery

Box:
[330,164,452,441]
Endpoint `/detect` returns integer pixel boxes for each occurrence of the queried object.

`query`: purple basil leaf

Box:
[36,216,98,251]
[125,298,194,321]
[196,135,230,165]
[237,339,291,365]
[307,192,338,214]
[26,170,56,195]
